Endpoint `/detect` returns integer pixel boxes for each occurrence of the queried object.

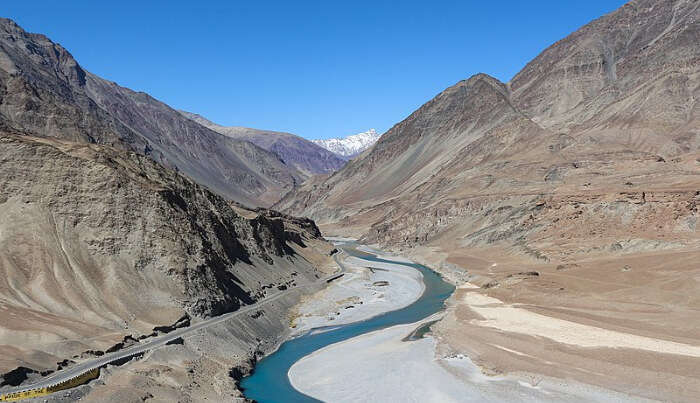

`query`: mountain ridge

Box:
[280,0,699,236]
[312,128,380,159]
[0,17,338,400]
[0,17,302,207]
[179,110,347,177]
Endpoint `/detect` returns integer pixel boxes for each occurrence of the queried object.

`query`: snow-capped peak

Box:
[312,129,381,159]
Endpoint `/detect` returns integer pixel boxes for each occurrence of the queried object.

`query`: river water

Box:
[240,244,455,402]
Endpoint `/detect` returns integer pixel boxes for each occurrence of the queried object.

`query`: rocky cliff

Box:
[0,132,334,377]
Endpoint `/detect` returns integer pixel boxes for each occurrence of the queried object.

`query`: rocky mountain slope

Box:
[509,0,699,155]
[0,18,338,399]
[279,0,699,257]
[0,132,335,383]
[312,128,380,159]
[180,111,347,177]
[0,18,301,207]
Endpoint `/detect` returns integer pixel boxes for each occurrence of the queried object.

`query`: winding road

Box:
[1,253,346,397]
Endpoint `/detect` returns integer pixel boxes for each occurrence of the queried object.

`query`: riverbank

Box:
[290,251,425,334]
[240,243,454,402]
[404,243,700,402]
[284,238,697,402]
[288,315,644,403]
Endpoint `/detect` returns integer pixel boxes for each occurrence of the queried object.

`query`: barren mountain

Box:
[0,18,337,399]
[278,1,700,399]
[0,132,335,387]
[312,128,381,159]
[180,111,347,177]
[0,18,301,207]
[280,0,699,259]
[509,0,700,155]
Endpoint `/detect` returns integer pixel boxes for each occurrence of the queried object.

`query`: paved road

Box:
[2,252,346,396]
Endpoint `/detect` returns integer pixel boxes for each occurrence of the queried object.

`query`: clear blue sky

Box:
[5,1,626,140]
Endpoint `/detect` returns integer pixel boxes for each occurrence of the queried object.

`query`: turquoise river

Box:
[240,243,455,402]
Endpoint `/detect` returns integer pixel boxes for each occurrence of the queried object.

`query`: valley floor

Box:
[287,243,684,403]
[288,316,647,403]
[408,244,700,403]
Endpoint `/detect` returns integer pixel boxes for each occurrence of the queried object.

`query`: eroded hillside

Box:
[0,132,335,379]
[279,0,700,263]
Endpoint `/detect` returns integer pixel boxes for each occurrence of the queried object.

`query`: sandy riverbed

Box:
[288,317,645,403]
[287,246,661,402]
[290,253,425,334]
[460,287,700,356]
[405,243,700,402]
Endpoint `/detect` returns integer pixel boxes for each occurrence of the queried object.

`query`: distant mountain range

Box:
[312,129,381,159]
[186,110,381,162]
[179,111,347,177]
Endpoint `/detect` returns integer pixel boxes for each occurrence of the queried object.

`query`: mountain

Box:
[312,129,381,159]
[0,18,301,207]
[0,18,338,400]
[277,73,553,230]
[277,1,700,397]
[0,132,335,388]
[509,0,700,155]
[280,0,699,253]
[180,111,347,177]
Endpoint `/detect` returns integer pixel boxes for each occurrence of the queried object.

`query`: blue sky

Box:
[5,1,626,140]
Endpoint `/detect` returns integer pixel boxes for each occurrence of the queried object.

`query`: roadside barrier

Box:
[0,368,99,401]
[0,269,344,401]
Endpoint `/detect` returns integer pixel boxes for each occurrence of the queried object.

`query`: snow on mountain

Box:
[312,129,381,159]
